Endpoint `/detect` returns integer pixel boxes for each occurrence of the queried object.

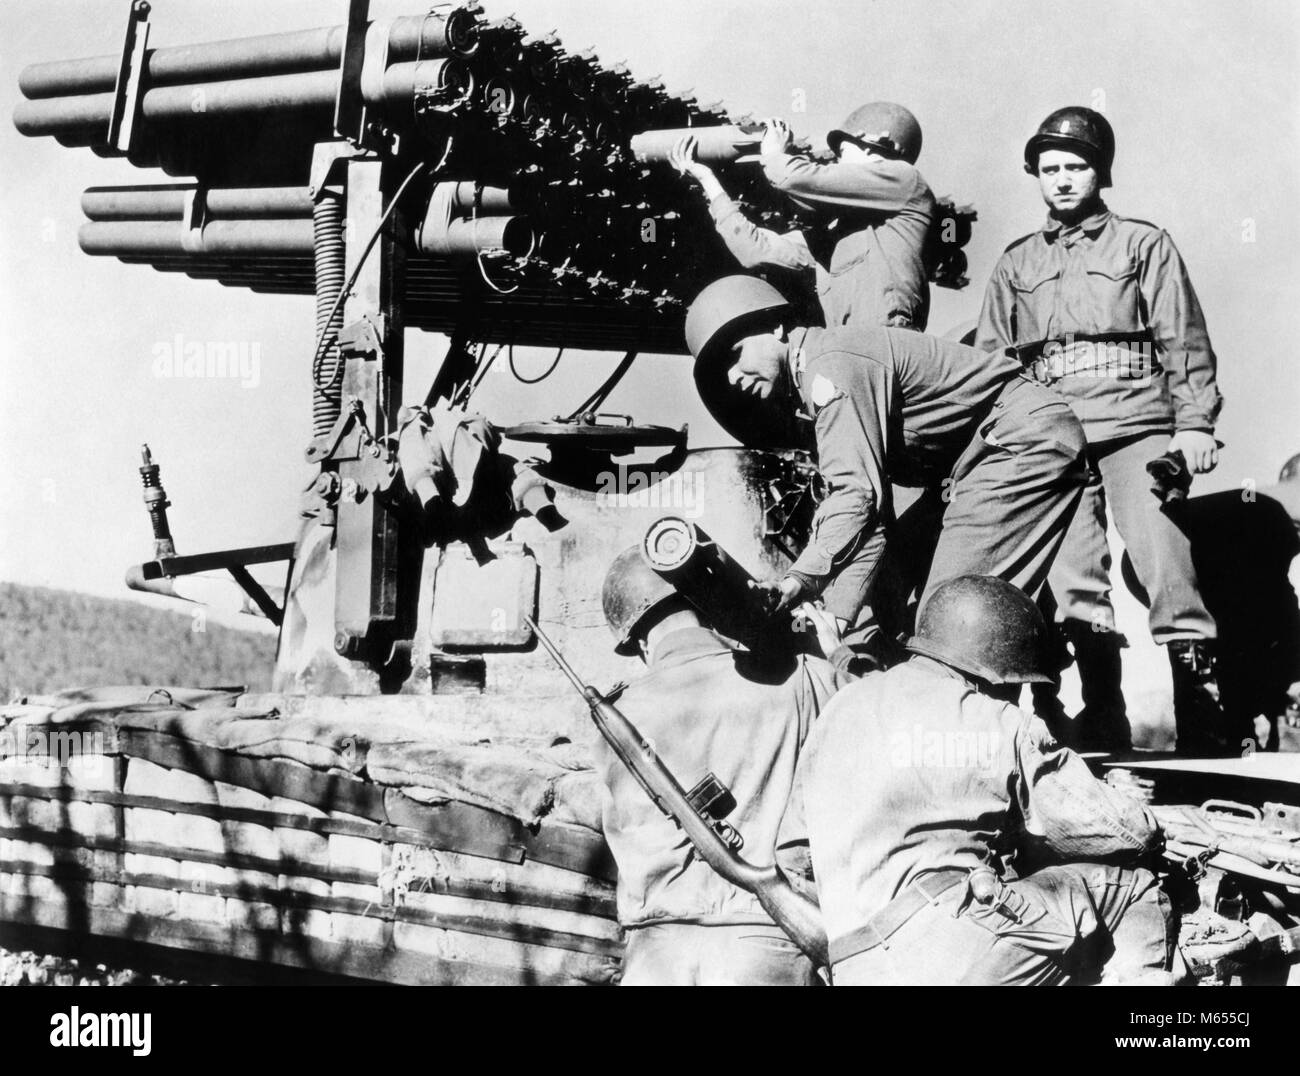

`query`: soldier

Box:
[670,107,941,653]
[670,105,935,331]
[975,106,1236,755]
[683,274,1088,632]
[788,575,1179,985]
[593,546,845,985]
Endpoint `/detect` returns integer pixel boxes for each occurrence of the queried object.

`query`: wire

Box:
[454,342,504,407]
[471,184,534,295]
[563,349,637,421]
[509,344,563,385]
[310,156,438,390]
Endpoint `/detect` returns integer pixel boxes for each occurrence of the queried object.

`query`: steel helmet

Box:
[905,575,1053,684]
[827,102,922,164]
[602,545,679,655]
[685,274,790,368]
[1279,452,1300,484]
[685,275,805,448]
[1023,106,1115,187]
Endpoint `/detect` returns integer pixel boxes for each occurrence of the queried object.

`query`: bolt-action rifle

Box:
[525,614,828,966]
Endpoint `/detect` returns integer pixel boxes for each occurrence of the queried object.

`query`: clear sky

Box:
[1,0,1297,637]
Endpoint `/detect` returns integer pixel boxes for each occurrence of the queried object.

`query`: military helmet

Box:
[1023,106,1115,187]
[685,275,805,448]
[1278,452,1300,484]
[827,102,922,164]
[685,274,790,368]
[905,575,1053,684]
[602,545,678,655]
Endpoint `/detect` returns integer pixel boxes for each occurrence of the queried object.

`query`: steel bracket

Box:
[309,141,361,202]
[132,542,294,627]
[107,0,151,154]
[338,314,387,362]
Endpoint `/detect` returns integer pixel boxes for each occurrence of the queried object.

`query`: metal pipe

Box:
[416,214,534,257]
[15,60,470,137]
[16,69,337,134]
[79,219,315,256]
[377,59,475,119]
[446,182,516,215]
[83,213,527,263]
[18,12,479,99]
[629,125,760,165]
[82,184,313,220]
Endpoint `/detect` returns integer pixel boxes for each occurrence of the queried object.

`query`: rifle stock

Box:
[528,616,828,966]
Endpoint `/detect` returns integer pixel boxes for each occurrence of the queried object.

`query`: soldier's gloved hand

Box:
[1168,430,1219,474]
[760,117,793,156]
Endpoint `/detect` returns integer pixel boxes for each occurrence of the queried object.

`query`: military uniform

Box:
[591,626,845,985]
[781,325,1087,624]
[705,154,934,330]
[787,658,1175,985]
[976,205,1222,644]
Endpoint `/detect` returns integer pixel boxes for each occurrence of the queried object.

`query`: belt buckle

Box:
[1030,354,1060,386]
[872,921,891,953]
[956,867,1022,923]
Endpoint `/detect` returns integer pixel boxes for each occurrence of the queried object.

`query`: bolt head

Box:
[334,631,363,658]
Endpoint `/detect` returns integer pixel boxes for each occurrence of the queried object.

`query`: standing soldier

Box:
[670,105,935,331]
[683,275,1088,630]
[975,106,1238,755]
[593,547,845,986]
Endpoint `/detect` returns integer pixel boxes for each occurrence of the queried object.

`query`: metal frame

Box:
[107,0,151,154]
[331,156,409,660]
[135,542,294,626]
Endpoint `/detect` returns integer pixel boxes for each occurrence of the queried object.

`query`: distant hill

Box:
[0,582,276,699]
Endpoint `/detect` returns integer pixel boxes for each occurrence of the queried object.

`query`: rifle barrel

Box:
[524,613,589,695]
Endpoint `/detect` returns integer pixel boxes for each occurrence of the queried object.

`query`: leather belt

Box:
[829,868,970,965]
[1013,331,1159,384]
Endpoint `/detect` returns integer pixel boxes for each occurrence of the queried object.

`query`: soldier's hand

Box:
[794,601,842,658]
[1168,430,1219,474]
[761,117,793,156]
[669,135,708,181]
[1105,768,1155,805]
[754,576,804,615]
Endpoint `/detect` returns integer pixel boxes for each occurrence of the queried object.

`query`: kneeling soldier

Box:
[789,575,1179,985]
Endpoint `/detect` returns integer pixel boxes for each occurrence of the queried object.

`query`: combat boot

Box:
[1065,624,1131,753]
[1030,678,1071,744]
[1028,622,1072,744]
[1168,640,1254,757]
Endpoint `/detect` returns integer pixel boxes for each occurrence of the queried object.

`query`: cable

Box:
[453,341,504,407]
[563,349,637,420]
[310,148,447,391]
[509,343,563,385]
[471,184,534,295]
